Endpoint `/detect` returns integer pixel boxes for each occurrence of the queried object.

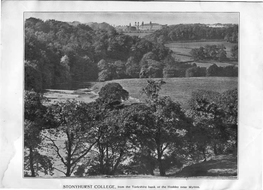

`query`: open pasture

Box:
[194,61,238,68]
[93,77,238,109]
[166,40,238,67]
[45,77,238,109]
[165,40,237,58]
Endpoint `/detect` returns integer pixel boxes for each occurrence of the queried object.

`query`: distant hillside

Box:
[68,21,81,26]
[144,23,238,44]
[25,17,172,92]
[87,22,115,31]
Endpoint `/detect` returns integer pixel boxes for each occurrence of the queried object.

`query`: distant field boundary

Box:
[165,39,227,43]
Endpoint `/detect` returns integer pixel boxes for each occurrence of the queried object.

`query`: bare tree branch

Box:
[54,167,66,175]
[161,143,170,154]
[70,163,78,175]
[71,141,96,166]
[42,134,67,166]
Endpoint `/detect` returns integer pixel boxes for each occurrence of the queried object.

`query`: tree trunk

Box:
[98,143,105,174]
[202,148,207,162]
[158,157,165,176]
[213,144,218,155]
[112,149,124,175]
[66,131,72,177]
[65,158,72,177]
[157,148,165,176]
[147,152,155,175]
[105,144,110,175]
[29,147,35,177]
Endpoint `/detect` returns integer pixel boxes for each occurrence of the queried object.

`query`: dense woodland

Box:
[25,18,238,92]
[145,24,238,44]
[24,80,237,177]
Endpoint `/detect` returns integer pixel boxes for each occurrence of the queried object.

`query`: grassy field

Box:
[165,40,238,67]
[165,41,237,57]
[92,77,238,109]
[45,77,237,109]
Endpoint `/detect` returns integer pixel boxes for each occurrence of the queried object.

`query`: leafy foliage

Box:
[24,80,237,177]
[190,45,227,62]
[206,64,238,77]
[186,89,238,161]
[185,66,206,77]
[24,91,54,177]
[25,18,172,91]
[98,83,129,106]
[41,100,99,177]
[141,80,191,176]
[145,24,238,43]
[231,44,238,60]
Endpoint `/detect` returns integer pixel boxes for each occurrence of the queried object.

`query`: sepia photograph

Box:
[23,12,239,179]
[2,1,263,189]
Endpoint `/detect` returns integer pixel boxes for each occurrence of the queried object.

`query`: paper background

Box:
[1,1,262,189]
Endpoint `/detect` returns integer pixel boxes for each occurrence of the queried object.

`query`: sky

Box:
[25,12,239,26]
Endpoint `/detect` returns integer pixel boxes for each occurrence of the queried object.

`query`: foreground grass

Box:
[170,154,237,177]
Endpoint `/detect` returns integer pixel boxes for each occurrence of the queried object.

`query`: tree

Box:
[83,83,131,175]
[98,83,129,106]
[53,55,72,88]
[97,60,120,81]
[41,101,97,177]
[187,89,237,160]
[141,80,190,176]
[195,99,228,155]
[114,103,157,175]
[113,60,126,79]
[190,47,205,61]
[206,64,219,76]
[125,56,140,78]
[185,67,196,77]
[191,45,227,62]
[24,91,54,177]
[98,69,112,82]
[91,108,136,175]
[162,55,179,78]
[185,66,206,77]
[139,57,163,79]
[231,45,238,61]
[219,89,238,149]
[25,61,43,92]
[97,59,108,71]
[217,45,227,62]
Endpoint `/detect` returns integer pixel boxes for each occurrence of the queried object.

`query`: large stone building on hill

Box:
[115,21,164,33]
